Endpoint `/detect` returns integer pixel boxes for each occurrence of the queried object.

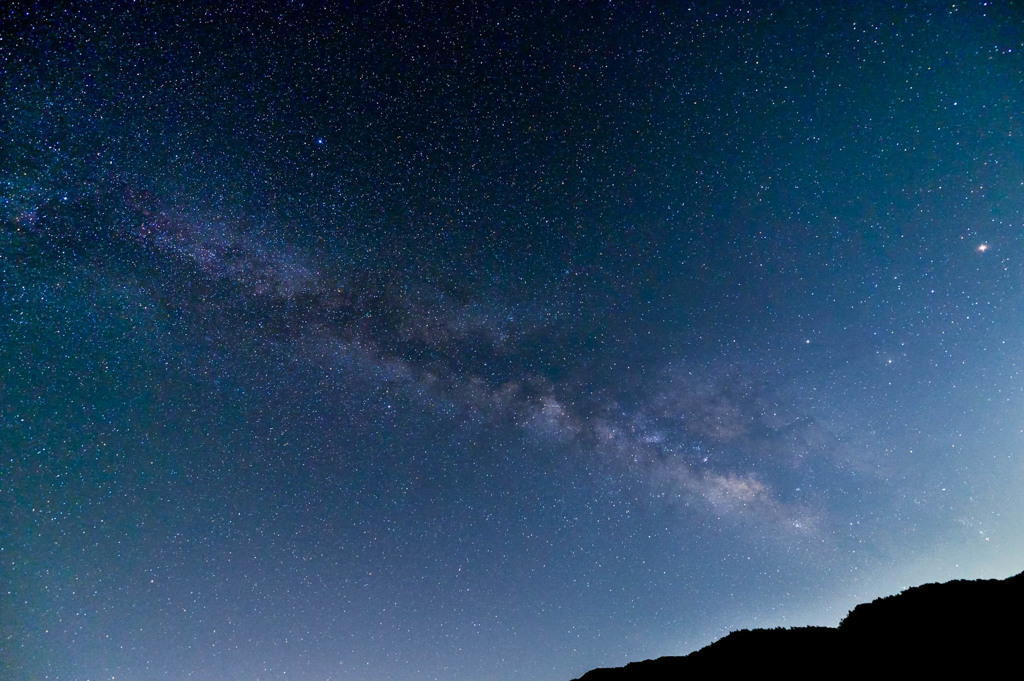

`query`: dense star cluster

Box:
[3,2,1024,680]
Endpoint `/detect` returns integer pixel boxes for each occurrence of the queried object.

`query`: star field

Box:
[3,2,1024,680]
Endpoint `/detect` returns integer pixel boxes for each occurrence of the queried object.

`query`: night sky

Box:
[3,2,1024,680]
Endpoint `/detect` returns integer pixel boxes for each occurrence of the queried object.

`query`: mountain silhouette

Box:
[572,570,1024,679]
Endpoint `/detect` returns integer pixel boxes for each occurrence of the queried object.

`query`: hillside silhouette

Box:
[572,570,1024,679]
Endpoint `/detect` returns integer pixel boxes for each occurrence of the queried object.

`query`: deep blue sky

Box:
[3,2,1024,680]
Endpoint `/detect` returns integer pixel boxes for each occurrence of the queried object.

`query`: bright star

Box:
[977,243,989,252]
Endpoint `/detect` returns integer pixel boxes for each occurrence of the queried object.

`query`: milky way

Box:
[4,3,1024,680]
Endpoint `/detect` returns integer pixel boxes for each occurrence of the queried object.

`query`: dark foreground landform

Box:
[573,570,1024,679]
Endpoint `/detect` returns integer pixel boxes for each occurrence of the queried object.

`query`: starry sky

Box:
[3,2,1024,680]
